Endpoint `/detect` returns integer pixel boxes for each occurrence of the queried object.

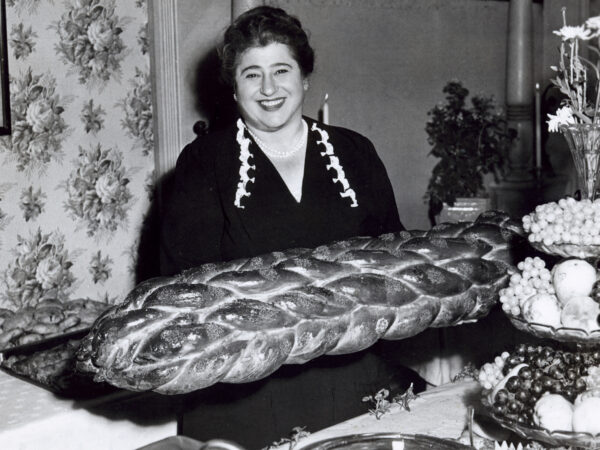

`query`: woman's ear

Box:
[303,79,309,91]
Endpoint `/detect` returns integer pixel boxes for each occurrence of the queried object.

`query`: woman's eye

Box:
[245,73,259,79]
[275,68,289,75]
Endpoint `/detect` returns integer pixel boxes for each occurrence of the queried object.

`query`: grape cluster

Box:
[585,365,600,390]
[478,351,510,390]
[481,344,600,427]
[498,257,554,317]
[523,198,600,246]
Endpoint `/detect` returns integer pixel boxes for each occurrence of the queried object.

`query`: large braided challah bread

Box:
[77,211,525,394]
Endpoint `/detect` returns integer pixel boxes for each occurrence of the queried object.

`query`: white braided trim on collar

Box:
[234,119,256,209]
[233,120,358,208]
[311,122,358,207]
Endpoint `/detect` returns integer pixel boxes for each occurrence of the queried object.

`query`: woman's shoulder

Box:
[183,123,238,153]
[177,122,240,167]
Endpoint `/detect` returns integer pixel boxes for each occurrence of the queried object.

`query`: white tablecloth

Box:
[269,380,512,450]
[0,369,177,450]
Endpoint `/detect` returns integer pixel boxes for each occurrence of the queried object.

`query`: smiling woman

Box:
[160,6,420,449]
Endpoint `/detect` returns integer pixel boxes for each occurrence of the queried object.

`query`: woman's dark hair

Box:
[219,6,315,87]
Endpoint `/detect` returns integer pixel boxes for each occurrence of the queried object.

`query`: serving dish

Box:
[299,433,472,450]
[529,241,600,259]
[484,404,600,449]
[506,314,600,346]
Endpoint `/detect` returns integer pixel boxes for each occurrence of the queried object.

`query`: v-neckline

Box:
[251,131,313,205]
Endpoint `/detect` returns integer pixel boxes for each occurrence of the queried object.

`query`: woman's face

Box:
[234,42,307,133]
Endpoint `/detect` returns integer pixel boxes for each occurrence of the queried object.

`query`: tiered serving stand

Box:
[484,239,600,449]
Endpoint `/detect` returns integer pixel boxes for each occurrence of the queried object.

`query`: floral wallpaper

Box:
[0,0,154,312]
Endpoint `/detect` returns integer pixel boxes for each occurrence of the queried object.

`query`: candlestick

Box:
[535,82,542,177]
[319,93,329,125]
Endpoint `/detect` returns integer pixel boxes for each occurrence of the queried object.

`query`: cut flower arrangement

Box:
[545,9,600,203]
[525,9,600,254]
[547,10,600,129]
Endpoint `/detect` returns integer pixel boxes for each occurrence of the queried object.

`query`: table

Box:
[268,380,513,450]
[0,369,178,450]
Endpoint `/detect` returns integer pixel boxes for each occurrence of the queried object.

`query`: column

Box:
[490,0,538,218]
[505,0,535,182]
[232,0,264,21]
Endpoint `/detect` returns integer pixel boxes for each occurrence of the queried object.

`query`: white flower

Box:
[26,99,53,133]
[586,16,600,30]
[547,106,576,132]
[586,17,600,39]
[95,173,119,203]
[35,257,62,289]
[553,25,593,40]
[87,19,113,51]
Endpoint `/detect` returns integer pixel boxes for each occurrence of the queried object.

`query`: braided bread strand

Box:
[77,211,525,394]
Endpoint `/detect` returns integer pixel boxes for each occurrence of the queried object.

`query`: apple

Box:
[552,259,597,305]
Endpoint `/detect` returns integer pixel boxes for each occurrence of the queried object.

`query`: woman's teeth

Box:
[260,98,285,109]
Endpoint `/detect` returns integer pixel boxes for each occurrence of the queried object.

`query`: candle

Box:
[535,83,542,175]
[320,93,329,125]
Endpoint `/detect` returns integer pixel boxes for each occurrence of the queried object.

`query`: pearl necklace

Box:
[245,120,308,159]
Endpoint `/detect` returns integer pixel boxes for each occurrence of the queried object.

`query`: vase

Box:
[560,124,600,200]
[438,197,490,224]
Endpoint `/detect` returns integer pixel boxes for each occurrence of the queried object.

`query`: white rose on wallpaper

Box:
[87,19,113,51]
[95,173,119,203]
[0,69,69,172]
[1,229,75,310]
[26,99,54,133]
[62,143,133,238]
[54,0,127,86]
[35,256,64,290]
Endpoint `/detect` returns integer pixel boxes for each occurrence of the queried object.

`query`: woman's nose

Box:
[260,74,277,96]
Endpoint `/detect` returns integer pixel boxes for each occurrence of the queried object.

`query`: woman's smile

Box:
[258,98,286,110]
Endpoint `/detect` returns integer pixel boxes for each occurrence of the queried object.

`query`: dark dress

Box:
[160,117,425,449]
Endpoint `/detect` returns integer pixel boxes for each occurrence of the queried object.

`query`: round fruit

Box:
[561,295,600,331]
[506,376,521,393]
[533,393,573,432]
[495,389,509,405]
[552,259,597,306]
[573,396,600,434]
[521,293,562,328]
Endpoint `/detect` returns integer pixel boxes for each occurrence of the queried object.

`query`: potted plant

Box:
[424,80,515,224]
